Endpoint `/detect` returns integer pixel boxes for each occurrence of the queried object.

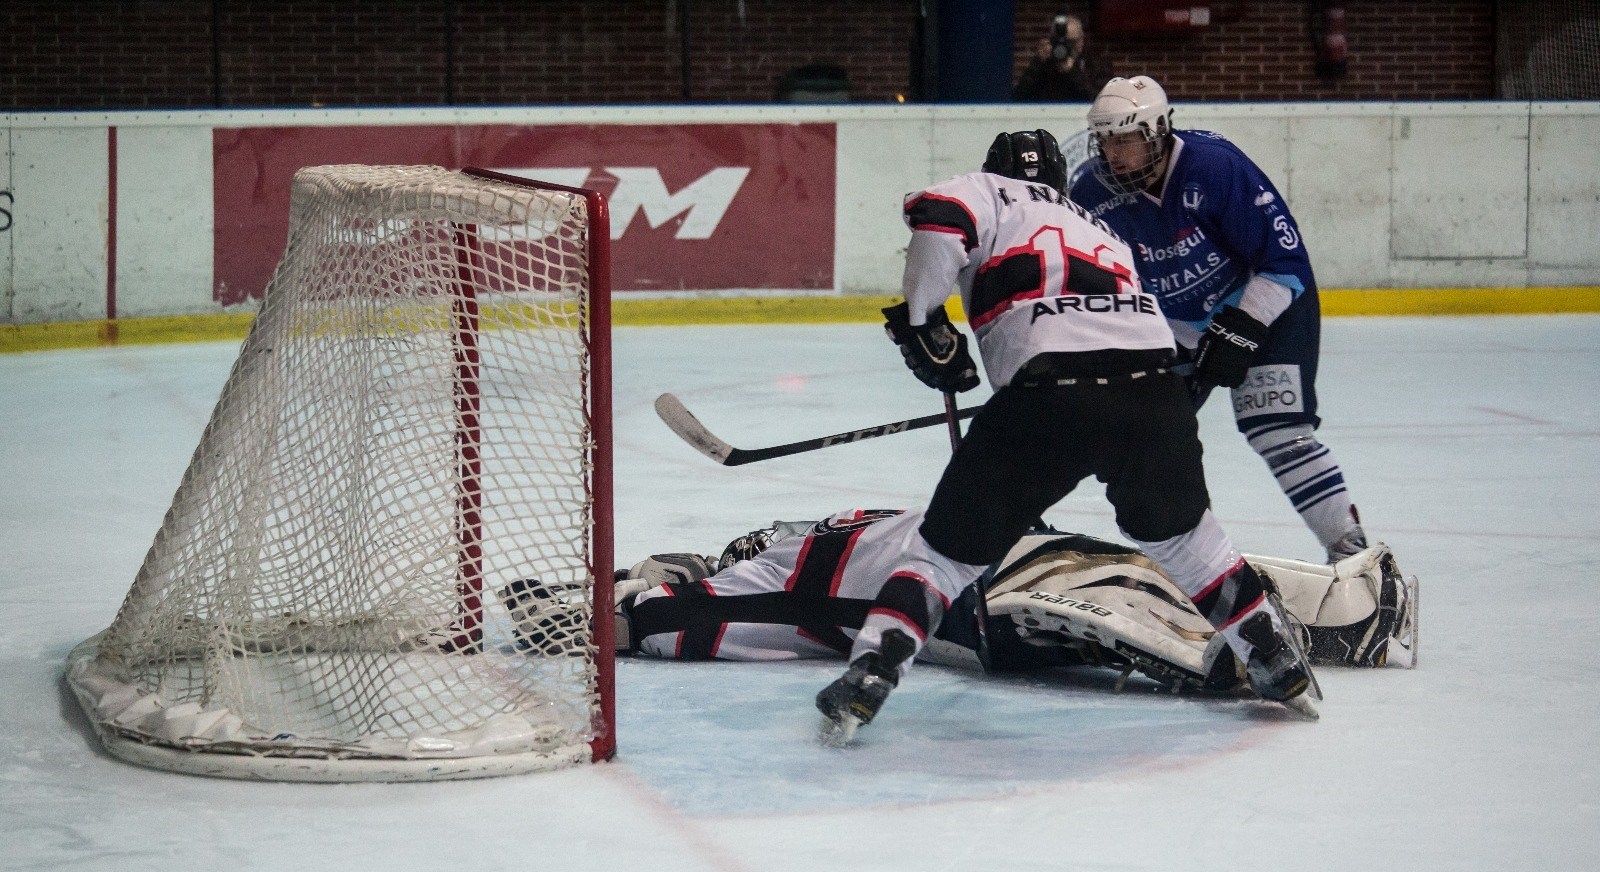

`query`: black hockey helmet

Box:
[983,129,1069,193]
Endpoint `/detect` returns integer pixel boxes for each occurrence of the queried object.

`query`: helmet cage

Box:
[1088,123,1171,196]
[1085,76,1174,196]
[717,526,777,572]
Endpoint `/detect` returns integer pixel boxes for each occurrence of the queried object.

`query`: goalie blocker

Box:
[503,510,1416,697]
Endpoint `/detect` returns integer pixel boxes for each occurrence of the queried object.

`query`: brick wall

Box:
[1016,1,1496,101]
[5,1,1497,110]
[6,1,217,108]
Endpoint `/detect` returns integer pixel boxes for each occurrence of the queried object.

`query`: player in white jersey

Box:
[623,508,978,663]
[807,130,1323,743]
[501,509,1417,695]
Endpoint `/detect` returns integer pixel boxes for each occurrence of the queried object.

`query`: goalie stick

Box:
[655,392,980,466]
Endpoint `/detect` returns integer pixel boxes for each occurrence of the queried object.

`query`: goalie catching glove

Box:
[1192,306,1267,389]
[882,301,980,393]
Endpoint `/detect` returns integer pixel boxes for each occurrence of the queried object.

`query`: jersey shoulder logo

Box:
[811,509,903,537]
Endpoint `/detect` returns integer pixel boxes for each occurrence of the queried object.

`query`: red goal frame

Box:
[458,167,614,762]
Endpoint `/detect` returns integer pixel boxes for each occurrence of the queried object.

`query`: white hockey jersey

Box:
[902,171,1176,387]
[631,508,987,661]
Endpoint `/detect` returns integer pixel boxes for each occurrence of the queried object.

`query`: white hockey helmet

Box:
[1085,75,1174,195]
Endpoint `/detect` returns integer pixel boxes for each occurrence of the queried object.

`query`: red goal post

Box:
[462,166,616,765]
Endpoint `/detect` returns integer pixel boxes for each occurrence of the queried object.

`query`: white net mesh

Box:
[67,166,611,781]
[1497,0,1600,99]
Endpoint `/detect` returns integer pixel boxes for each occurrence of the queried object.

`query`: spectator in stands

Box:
[1014,13,1111,102]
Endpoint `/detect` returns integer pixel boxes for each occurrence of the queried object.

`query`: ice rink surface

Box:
[3,315,1597,871]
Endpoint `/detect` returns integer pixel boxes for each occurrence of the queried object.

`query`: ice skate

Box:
[816,630,915,747]
[1237,609,1321,720]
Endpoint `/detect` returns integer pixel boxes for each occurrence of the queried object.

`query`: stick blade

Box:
[654,393,735,465]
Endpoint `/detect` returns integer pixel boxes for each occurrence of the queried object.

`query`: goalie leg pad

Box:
[1306,545,1417,667]
[1252,544,1417,668]
[988,586,1215,689]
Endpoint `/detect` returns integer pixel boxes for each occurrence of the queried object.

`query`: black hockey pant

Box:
[920,371,1211,567]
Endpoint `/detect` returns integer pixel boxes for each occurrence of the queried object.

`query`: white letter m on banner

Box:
[498,166,750,240]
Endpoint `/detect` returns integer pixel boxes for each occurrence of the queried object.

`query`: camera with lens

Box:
[1050,14,1079,63]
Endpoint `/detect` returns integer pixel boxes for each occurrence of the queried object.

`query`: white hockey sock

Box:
[1127,509,1240,600]
[1247,423,1361,547]
[1129,510,1276,663]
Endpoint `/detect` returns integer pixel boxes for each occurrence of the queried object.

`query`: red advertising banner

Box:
[213,123,836,305]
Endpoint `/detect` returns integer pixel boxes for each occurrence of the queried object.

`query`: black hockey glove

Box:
[882,302,980,394]
[1192,306,1267,389]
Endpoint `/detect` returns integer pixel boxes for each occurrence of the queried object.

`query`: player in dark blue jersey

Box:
[1070,75,1369,564]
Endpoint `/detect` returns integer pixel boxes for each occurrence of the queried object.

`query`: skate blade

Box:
[1393,573,1420,669]
[818,713,863,748]
[1282,694,1320,721]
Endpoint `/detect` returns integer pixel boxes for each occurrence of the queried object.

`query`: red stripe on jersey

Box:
[1090,244,1137,289]
[968,227,1139,330]
[904,192,979,251]
[784,535,816,592]
[970,239,1049,330]
[829,530,864,597]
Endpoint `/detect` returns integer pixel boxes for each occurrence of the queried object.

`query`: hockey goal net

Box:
[66,165,613,781]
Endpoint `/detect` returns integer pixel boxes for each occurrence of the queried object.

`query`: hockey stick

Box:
[655,392,981,467]
[941,392,963,453]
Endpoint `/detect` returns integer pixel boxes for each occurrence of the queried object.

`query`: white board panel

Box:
[1181,107,1291,186]
[1288,114,1393,287]
[838,105,1097,295]
[1,124,13,320]
[115,126,215,317]
[1528,105,1600,279]
[835,117,935,293]
[1391,106,1528,260]
[11,127,107,323]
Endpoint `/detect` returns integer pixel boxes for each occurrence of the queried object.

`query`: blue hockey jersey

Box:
[1069,130,1317,349]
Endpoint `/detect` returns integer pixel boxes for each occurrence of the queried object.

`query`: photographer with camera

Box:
[1014,13,1109,102]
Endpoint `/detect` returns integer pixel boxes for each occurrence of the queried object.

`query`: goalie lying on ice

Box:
[504,508,1416,697]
